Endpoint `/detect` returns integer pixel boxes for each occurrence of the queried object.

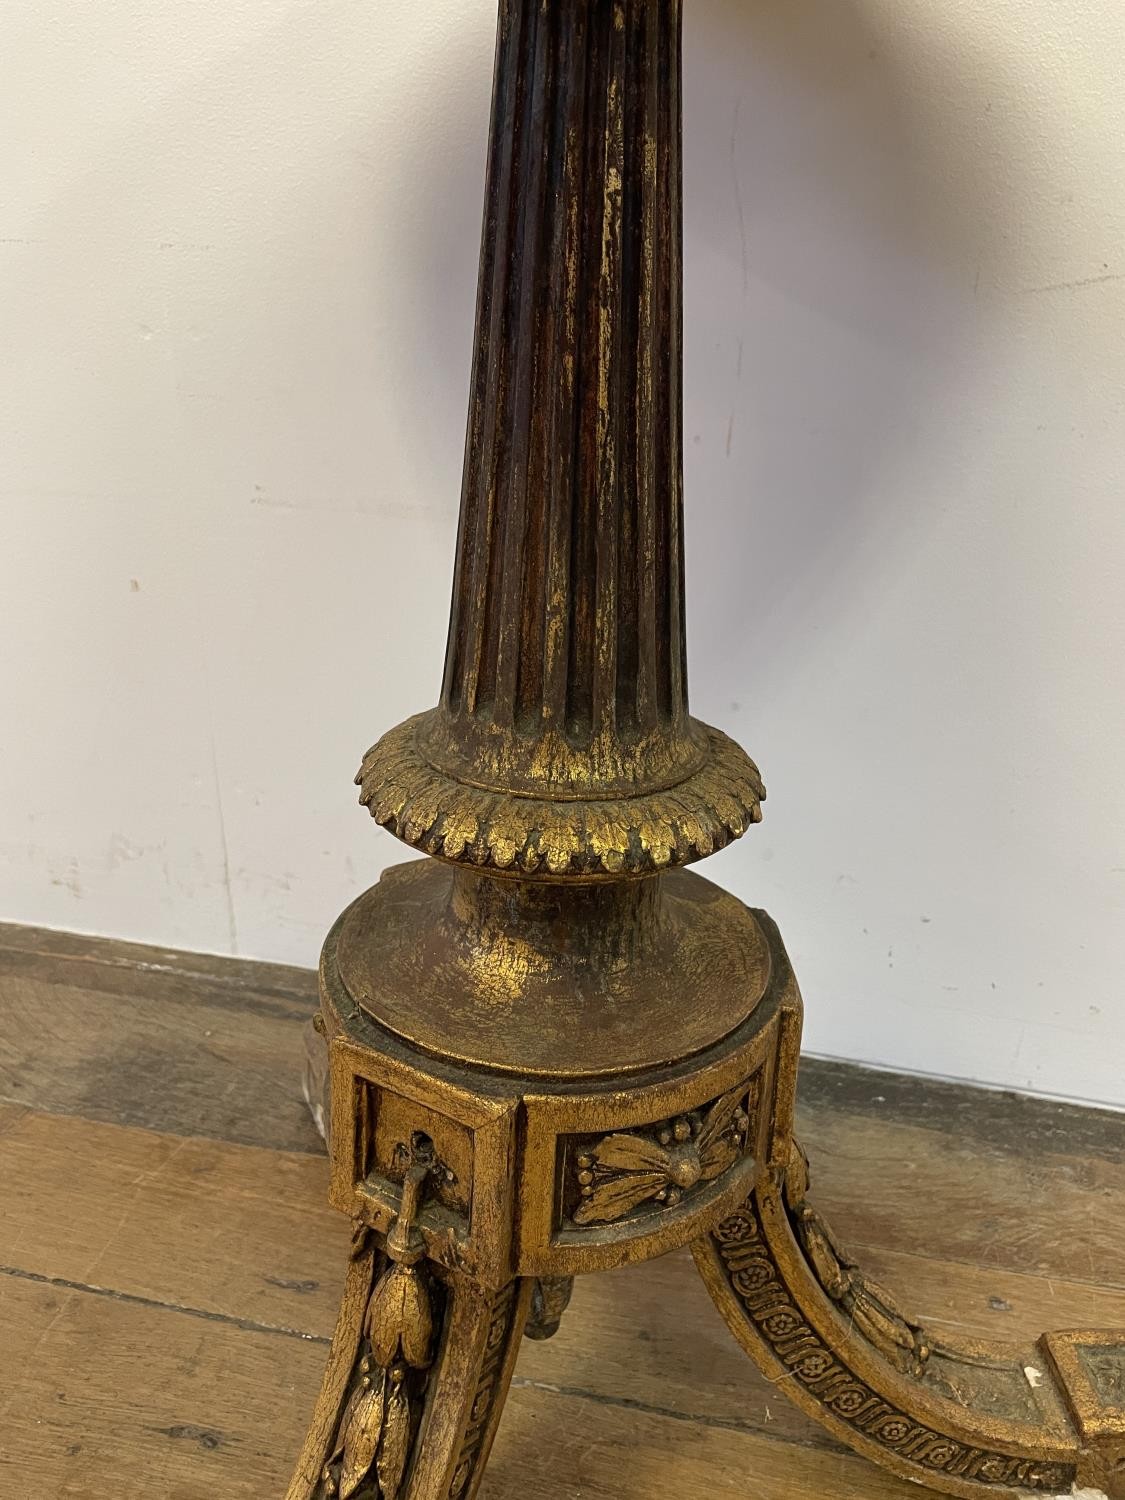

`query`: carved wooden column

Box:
[287,3,1125,1497]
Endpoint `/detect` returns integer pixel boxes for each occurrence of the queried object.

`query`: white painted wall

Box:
[4,0,1124,1106]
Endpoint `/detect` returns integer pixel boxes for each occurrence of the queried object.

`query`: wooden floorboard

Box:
[0,919,1121,1497]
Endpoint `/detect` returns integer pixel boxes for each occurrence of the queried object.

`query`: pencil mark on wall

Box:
[730,97,749,298]
[251,485,285,507]
[1021,269,1122,298]
[48,856,82,900]
[726,336,744,459]
[209,729,238,956]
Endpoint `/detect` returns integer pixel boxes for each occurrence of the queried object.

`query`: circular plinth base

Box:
[334,859,771,1078]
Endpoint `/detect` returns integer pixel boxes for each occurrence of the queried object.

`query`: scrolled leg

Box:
[694,1143,1125,1498]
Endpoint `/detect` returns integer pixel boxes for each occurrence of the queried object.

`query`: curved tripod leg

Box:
[694,1143,1125,1498]
[287,1226,530,1500]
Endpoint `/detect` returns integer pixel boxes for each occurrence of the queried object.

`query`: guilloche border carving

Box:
[447,1282,520,1500]
[700,1192,1076,1494]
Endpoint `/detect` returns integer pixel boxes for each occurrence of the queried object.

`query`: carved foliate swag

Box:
[784,1142,932,1379]
[319,1145,445,1500]
[318,1256,436,1500]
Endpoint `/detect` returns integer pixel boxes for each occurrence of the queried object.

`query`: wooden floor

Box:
[1,921,1122,1499]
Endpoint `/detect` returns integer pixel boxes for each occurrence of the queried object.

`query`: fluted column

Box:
[430,0,693,798]
[357,0,764,878]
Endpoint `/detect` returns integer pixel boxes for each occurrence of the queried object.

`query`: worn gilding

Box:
[288,3,1125,1499]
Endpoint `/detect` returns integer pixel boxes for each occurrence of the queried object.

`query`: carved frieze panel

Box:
[559,1077,759,1229]
[1043,1328,1125,1489]
[357,1084,470,1216]
[328,1037,521,1287]
[1078,1346,1125,1410]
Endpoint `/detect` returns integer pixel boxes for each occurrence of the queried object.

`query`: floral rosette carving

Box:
[572,1083,753,1225]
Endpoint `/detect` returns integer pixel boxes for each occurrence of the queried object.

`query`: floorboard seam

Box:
[0,1263,331,1345]
[0,1262,843,1455]
[507,1374,843,1450]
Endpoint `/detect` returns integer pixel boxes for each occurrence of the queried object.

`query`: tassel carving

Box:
[319,1146,443,1499]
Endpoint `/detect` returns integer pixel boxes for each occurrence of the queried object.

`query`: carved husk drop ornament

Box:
[286,3,1125,1498]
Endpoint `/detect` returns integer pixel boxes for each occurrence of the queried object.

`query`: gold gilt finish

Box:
[287,2,1125,1497]
[334,861,771,1076]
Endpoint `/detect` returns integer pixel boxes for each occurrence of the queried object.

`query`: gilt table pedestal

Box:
[286,4,1125,1497]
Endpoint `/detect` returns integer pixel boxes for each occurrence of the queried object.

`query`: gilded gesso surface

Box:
[289,2,1125,1499]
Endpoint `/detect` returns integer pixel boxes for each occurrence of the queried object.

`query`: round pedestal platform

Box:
[334,859,771,1078]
